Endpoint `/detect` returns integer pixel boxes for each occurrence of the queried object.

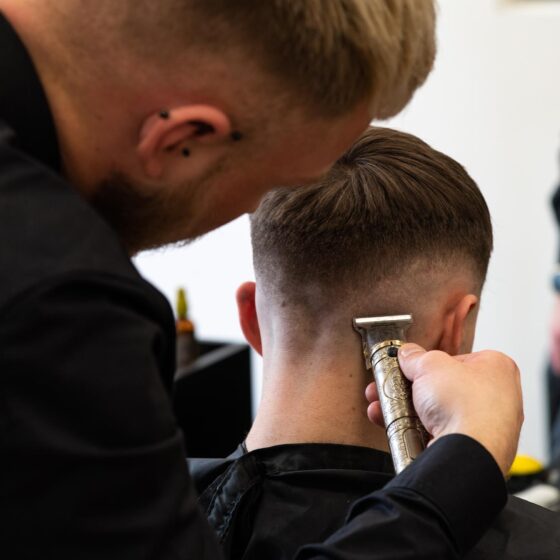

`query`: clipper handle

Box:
[370,340,430,473]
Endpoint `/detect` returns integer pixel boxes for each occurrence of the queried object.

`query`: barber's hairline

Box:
[39,0,436,120]
[38,17,357,141]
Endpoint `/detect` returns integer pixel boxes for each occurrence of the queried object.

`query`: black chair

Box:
[173,341,253,458]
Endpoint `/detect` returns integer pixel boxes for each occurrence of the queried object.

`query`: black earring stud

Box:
[182,148,191,158]
[159,110,170,119]
[231,131,243,142]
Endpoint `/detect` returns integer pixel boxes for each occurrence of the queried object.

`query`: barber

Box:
[0,1,522,559]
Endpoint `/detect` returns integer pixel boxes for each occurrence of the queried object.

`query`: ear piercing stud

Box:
[159,110,243,156]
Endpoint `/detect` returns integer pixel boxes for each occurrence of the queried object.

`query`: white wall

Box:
[136,0,560,462]
[134,215,261,404]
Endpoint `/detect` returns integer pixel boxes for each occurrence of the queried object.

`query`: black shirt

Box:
[191,443,560,560]
[0,11,508,559]
[0,14,223,559]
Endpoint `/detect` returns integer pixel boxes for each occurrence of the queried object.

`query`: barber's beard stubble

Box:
[90,172,197,254]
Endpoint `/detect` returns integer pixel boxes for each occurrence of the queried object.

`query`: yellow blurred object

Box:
[177,287,187,321]
[175,287,198,369]
[509,455,544,477]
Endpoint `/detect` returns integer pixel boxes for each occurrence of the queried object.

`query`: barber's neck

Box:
[246,337,389,453]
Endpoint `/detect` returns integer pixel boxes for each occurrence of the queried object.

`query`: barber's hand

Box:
[365,344,523,476]
[549,294,560,376]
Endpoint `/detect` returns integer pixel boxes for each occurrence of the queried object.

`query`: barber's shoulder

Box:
[0,140,147,315]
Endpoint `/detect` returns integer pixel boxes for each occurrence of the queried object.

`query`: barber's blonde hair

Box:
[183,0,437,117]
[56,0,437,119]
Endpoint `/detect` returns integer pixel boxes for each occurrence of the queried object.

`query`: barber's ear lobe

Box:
[440,294,479,356]
[236,281,263,356]
[137,105,232,178]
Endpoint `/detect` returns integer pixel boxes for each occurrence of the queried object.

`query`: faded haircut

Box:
[251,127,493,305]
[54,0,437,119]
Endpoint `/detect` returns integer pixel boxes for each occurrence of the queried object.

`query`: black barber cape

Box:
[191,443,560,560]
[1,12,507,559]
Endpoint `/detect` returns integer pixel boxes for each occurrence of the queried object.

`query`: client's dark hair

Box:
[250,126,492,304]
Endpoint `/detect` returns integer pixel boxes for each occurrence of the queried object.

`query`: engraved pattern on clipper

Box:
[353,315,430,473]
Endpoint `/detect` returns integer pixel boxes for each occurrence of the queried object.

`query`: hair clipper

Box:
[353,314,430,473]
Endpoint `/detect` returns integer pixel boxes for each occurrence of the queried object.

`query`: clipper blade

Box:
[353,314,412,370]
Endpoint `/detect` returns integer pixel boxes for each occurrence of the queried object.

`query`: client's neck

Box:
[246,335,389,453]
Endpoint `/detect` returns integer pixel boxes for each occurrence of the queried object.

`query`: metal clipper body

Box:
[353,315,430,473]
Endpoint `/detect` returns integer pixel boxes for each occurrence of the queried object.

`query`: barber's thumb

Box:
[398,343,427,382]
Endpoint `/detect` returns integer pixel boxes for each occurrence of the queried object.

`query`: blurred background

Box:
[136,0,560,463]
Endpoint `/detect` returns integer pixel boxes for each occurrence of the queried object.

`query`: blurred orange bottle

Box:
[176,287,199,370]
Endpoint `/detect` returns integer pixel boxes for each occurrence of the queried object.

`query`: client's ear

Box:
[235,281,263,356]
[439,294,479,355]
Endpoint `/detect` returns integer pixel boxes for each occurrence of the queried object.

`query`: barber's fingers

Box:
[366,344,447,398]
[397,343,452,382]
[395,343,503,379]
[367,401,385,427]
[365,382,385,427]
[365,381,378,402]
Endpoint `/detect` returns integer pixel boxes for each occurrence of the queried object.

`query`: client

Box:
[190,127,560,559]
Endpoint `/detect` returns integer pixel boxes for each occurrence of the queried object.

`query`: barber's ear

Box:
[137,105,233,178]
[236,281,263,356]
[439,294,479,356]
